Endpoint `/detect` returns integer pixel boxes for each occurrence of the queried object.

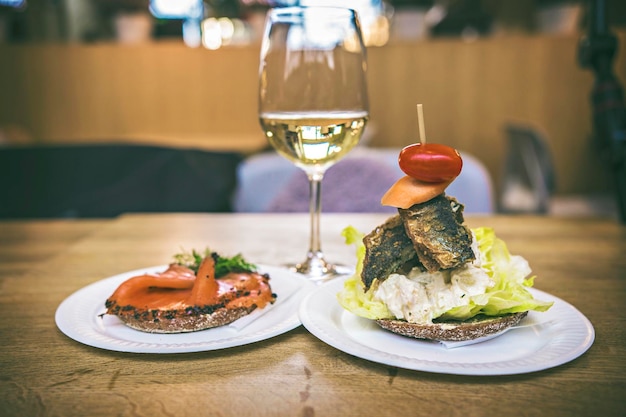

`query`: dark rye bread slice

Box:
[375,311,528,342]
[111,305,257,334]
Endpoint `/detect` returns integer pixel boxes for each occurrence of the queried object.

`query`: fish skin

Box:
[361,214,421,291]
[399,194,474,273]
[361,194,475,291]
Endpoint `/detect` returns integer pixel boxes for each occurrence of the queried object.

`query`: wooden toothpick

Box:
[416,104,426,144]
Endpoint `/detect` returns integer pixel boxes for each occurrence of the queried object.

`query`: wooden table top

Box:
[1,213,625,417]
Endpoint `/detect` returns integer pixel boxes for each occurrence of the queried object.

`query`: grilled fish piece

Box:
[361,215,421,291]
[399,194,474,272]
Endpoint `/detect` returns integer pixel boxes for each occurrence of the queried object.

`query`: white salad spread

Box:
[373,233,494,324]
[337,225,551,322]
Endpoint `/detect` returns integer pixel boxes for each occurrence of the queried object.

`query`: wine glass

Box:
[258,6,369,281]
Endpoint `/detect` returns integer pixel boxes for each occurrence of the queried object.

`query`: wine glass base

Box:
[288,252,354,282]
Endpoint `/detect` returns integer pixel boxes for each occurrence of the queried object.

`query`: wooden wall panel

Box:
[0,43,264,151]
[1,32,625,195]
[366,34,623,195]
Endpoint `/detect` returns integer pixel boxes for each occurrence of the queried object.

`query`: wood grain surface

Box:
[0,213,624,417]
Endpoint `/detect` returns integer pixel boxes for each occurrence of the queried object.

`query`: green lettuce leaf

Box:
[173,248,257,277]
[337,227,393,319]
[337,226,553,321]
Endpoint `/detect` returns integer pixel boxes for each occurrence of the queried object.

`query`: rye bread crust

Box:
[113,305,257,334]
[375,311,528,341]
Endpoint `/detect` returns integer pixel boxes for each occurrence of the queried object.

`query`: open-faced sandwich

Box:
[105,249,276,333]
[337,141,553,342]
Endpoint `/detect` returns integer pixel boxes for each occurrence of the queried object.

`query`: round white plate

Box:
[55,264,315,353]
[299,279,595,375]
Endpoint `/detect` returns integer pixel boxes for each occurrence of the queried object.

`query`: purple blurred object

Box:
[267,156,398,213]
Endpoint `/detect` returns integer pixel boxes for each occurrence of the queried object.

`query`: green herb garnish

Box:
[173,248,257,277]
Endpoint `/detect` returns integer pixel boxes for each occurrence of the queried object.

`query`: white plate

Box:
[55,264,316,353]
[299,279,595,375]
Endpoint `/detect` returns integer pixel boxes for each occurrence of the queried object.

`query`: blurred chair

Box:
[499,124,555,214]
[233,147,494,214]
[0,144,242,218]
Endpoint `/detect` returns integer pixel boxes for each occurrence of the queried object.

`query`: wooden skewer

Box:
[416,104,426,144]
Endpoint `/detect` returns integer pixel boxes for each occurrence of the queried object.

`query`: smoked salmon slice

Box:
[105,253,276,333]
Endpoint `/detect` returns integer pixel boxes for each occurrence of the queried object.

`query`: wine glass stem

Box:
[296,171,352,280]
[308,173,323,255]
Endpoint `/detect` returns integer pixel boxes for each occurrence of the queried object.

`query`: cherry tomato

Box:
[398,143,462,183]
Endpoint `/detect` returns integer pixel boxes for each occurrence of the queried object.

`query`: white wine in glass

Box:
[258,6,369,281]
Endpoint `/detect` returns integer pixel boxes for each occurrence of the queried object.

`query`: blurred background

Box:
[1,0,625,218]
